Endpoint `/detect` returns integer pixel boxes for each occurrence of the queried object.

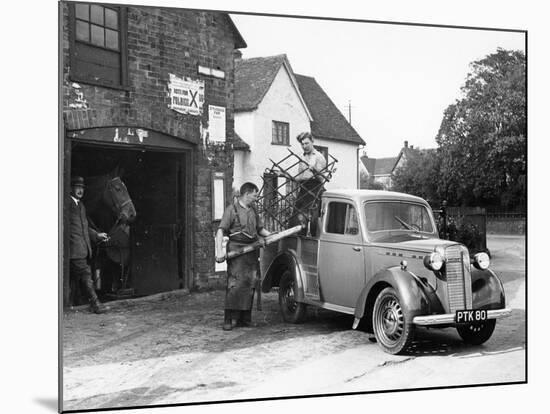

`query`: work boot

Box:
[90,297,108,314]
[223,309,232,331]
[231,310,240,328]
[237,310,252,327]
[85,277,108,314]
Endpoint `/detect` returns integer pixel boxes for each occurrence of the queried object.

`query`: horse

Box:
[82,168,137,299]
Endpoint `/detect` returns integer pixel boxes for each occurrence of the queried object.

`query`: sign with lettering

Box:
[168,74,204,116]
[113,127,149,144]
[208,105,226,142]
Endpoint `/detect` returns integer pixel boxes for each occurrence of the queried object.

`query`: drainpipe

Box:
[357,145,364,189]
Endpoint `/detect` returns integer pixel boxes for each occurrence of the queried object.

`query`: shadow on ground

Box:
[63,288,526,368]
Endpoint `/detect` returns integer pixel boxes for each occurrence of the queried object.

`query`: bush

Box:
[366,181,386,190]
[446,219,484,253]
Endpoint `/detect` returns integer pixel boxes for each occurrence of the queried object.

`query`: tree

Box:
[392,148,442,206]
[435,48,526,208]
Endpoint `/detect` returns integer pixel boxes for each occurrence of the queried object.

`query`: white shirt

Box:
[297,148,327,181]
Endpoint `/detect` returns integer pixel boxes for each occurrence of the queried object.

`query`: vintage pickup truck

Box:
[261,189,511,354]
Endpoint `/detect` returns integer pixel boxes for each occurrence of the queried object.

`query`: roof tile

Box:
[234,55,287,111]
[361,155,398,175]
[235,55,365,146]
[295,74,365,145]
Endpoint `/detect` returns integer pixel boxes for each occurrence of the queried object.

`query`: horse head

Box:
[104,176,136,224]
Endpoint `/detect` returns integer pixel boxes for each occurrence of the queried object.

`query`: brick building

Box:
[61,2,246,304]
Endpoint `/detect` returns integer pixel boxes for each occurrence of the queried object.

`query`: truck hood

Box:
[371,234,458,253]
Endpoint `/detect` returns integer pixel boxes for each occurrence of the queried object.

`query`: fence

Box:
[486,212,526,235]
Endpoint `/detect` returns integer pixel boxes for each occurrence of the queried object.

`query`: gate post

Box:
[440,200,448,239]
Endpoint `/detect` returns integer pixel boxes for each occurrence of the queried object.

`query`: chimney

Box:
[404,140,408,148]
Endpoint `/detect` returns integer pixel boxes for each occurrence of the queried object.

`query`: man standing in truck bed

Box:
[215,182,272,331]
[294,132,327,234]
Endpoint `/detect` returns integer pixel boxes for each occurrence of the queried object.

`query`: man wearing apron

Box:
[215,182,272,330]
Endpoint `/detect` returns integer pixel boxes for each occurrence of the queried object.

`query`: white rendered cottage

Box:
[233,53,365,193]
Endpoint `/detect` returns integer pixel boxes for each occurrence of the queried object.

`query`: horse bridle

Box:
[106,177,133,221]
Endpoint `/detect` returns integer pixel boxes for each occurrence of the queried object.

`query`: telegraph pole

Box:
[347,100,352,125]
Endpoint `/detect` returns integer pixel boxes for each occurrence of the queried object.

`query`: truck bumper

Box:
[412,308,512,326]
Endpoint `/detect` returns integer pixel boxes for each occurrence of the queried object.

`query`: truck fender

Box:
[471,268,506,309]
[261,250,305,301]
[353,267,442,332]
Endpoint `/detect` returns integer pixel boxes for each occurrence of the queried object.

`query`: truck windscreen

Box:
[364,201,435,234]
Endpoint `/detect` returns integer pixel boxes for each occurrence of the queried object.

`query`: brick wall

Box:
[62,3,240,289]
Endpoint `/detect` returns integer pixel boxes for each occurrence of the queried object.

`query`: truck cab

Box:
[261,189,511,354]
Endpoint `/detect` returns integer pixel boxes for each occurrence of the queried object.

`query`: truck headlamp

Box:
[424,252,444,271]
[473,252,490,270]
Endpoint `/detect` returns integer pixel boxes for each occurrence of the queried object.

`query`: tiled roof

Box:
[399,146,419,163]
[295,74,365,146]
[233,132,250,151]
[361,156,398,175]
[226,15,247,49]
[396,145,433,166]
[234,55,365,146]
[361,143,436,176]
[234,55,287,112]
[361,156,376,175]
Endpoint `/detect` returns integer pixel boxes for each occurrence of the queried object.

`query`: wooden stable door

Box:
[130,152,185,295]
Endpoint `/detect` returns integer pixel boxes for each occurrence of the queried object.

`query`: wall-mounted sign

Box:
[198,65,226,79]
[168,74,204,116]
[212,172,226,221]
[208,105,226,143]
[113,127,149,144]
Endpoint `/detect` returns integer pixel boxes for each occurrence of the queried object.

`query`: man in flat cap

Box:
[68,176,109,313]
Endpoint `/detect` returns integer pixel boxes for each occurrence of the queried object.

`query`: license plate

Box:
[455,309,487,323]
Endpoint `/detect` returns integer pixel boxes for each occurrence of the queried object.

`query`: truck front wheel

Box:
[372,287,414,354]
[279,270,306,323]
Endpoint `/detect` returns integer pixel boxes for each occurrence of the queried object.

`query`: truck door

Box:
[318,200,365,307]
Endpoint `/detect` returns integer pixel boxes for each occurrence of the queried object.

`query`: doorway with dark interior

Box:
[69,142,189,304]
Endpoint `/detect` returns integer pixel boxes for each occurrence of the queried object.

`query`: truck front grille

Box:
[445,245,473,312]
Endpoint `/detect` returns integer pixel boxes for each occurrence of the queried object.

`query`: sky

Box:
[230,13,525,158]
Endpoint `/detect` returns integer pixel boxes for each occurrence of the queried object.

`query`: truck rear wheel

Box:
[279,270,306,323]
[457,319,496,345]
[372,287,414,354]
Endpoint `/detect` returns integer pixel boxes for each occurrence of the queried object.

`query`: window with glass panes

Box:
[326,202,359,235]
[69,3,127,87]
[272,121,289,145]
[75,4,120,50]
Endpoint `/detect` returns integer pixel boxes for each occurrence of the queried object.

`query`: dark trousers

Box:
[70,258,99,306]
[291,179,324,236]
